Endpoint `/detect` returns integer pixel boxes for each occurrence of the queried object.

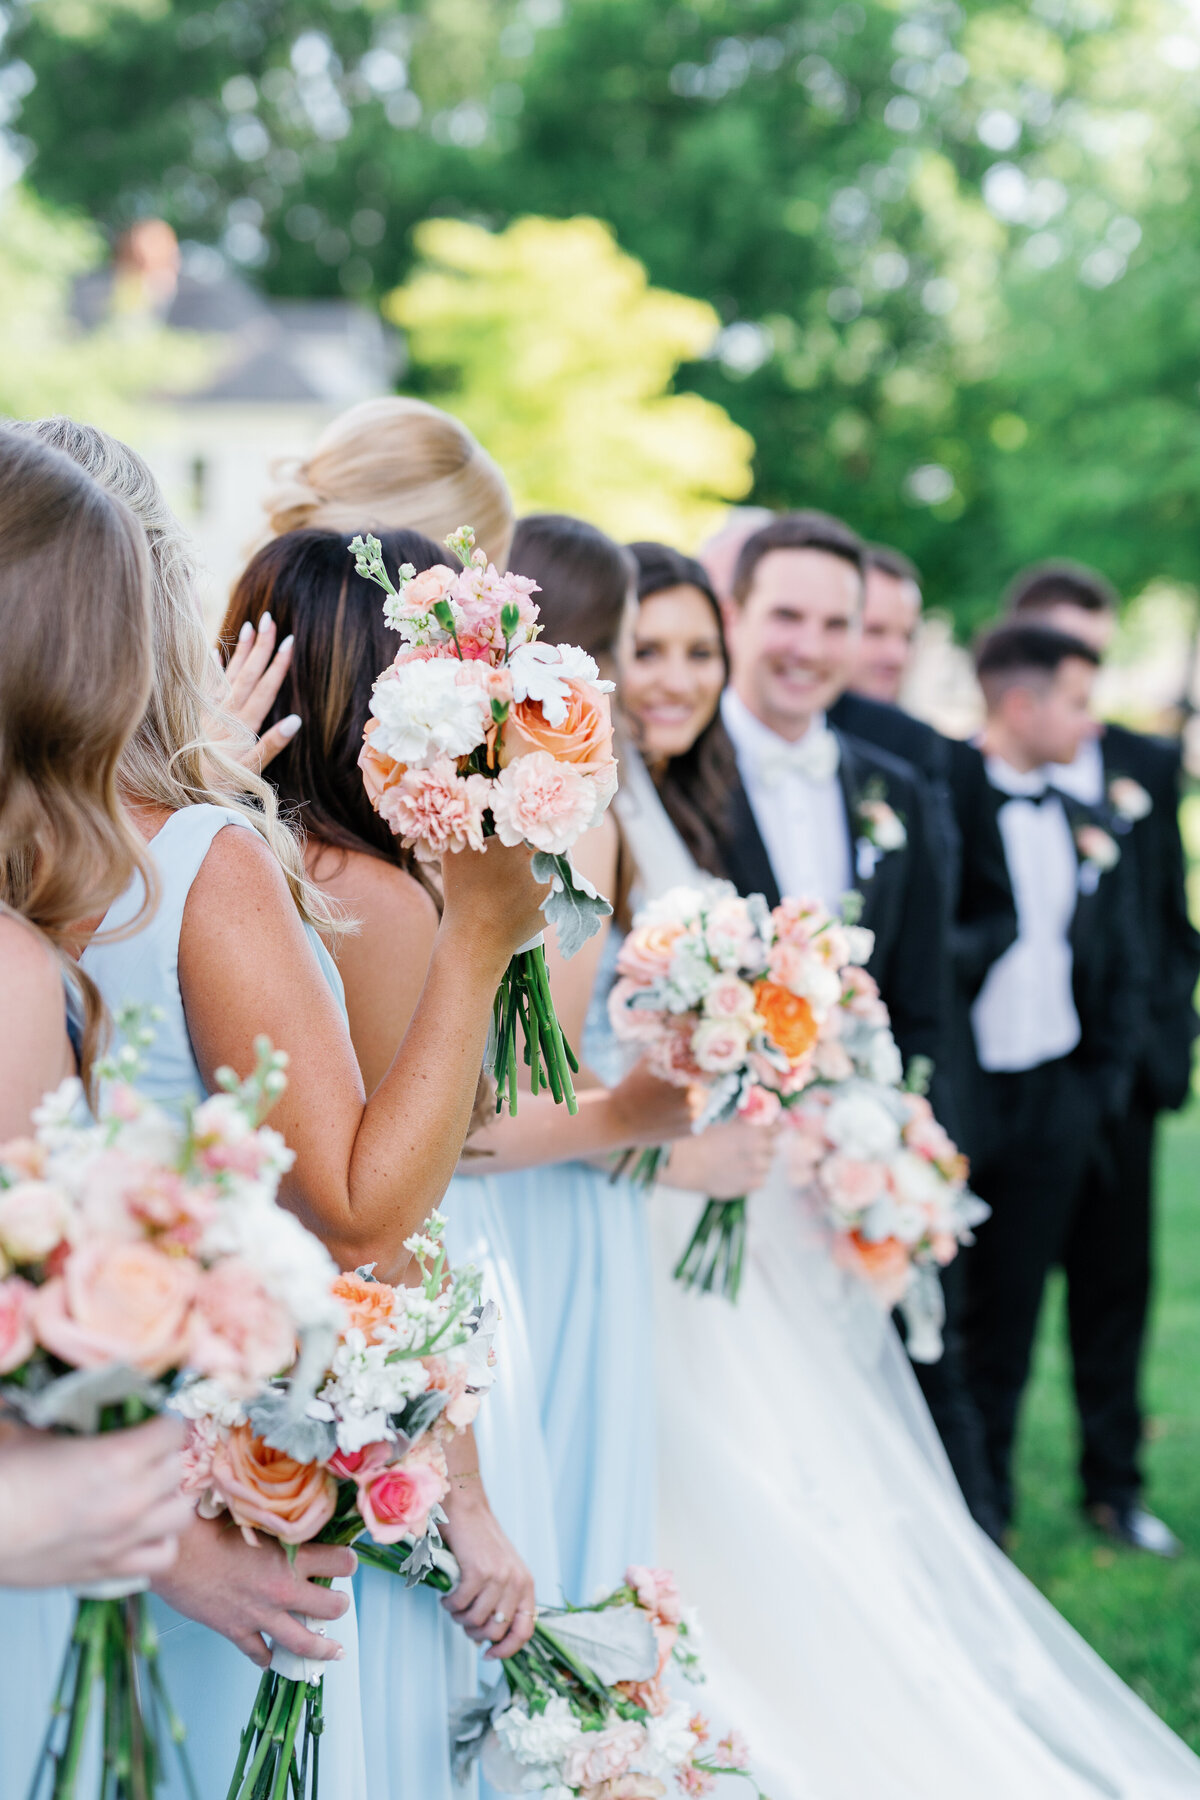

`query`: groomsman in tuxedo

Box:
[961,623,1148,1534]
[1008,563,1199,1554]
[712,511,1001,1537]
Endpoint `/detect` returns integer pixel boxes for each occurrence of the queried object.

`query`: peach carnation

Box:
[626,1563,682,1625]
[33,1240,197,1375]
[563,1721,647,1789]
[211,1424,337,1545]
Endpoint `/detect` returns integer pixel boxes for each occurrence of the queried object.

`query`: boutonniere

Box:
[1108,776,1152,829]
[854,783,907,880]
[1075,822,1120,895]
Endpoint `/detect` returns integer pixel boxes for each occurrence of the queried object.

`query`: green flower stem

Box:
[673,1197,748,1302]
[490,947,578,1116]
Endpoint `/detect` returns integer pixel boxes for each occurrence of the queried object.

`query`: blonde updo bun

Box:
[263,397,514,568]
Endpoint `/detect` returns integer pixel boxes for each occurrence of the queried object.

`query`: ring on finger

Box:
[491,1611,508,1627]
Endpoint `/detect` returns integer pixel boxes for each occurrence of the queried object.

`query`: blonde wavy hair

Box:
[0,428,157,1092]
[262,397,515,568]
[24,418,336,934]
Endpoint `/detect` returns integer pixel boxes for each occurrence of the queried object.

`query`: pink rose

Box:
[702,975,756,1021]
[0,1180,70,1262]
[328,1439,394,1484]
[736,1085,783,1127]
[488,752,596,855]
[820,1154,887,1216]
[616,923,685,983]
[0,1276,36,1373]
[563,1720,647,1789]
[188,1259,296,1394]
[626,1563,682,1625]
[33,1240,198,1375]
[358,1438,449,1543]
[607,979,667,1044]
[647,1021,705,1087]
[690,1017,750,1075]
[378,759,489,862]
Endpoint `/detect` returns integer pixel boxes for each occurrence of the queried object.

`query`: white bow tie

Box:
[755,727,841,789]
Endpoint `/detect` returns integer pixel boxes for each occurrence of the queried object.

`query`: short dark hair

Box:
[865,542,921,587]
[509,514,634,661]
[1006,560,1119,616]
[628,540,720,613]
[974,621,1100,698]
[731,509,865,604]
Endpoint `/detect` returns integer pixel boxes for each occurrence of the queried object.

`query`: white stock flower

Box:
[319,1329,430,1433]
[844,925,875,965]
[369,660,491,767]
[865,1031,904,1087]
[825,1089,902,1161]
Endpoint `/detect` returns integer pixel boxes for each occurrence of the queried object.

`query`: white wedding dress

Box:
[613,748,1200,1800]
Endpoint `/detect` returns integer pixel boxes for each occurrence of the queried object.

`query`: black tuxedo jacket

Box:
[1099,725,1200,1111]
[713,728,946,1074]
[965,779,1148,1129]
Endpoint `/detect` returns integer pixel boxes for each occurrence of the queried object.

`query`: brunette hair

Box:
[21,418,335,935]
[1006,560,1119,617]
[974,621,1100,704]
[261,397,514,569]
[731,510,865,604]
[220,528,455,882]
[626,541,740,878]
[865,542,921,587]
[0,428,156,1092]
[509,515,634,662]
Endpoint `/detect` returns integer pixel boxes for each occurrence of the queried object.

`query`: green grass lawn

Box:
[1011,1105,1200,1745]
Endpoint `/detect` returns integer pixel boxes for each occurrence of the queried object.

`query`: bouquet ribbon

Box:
[268,1613,343,1687]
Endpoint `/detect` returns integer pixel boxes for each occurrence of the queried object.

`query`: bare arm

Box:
[0,917,76,1137]
[178,827,549,1275]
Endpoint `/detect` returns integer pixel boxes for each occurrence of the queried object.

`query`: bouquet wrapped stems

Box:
[673,1196,748,1303]
[492,941,578,1116]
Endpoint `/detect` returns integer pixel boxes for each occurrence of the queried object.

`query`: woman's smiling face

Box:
[617,584,727,760]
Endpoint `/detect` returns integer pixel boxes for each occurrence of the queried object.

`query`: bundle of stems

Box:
[673,1196,749,1303]
[491,939,578,1117]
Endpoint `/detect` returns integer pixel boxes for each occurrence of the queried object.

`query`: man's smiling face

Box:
[726,547,862,742]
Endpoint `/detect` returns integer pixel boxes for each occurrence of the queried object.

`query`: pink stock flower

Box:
[716,1731,750,1770]
[33,1240,198,1376]
[188,1259,296,1393]
[357,1438,449,1543]
[689,1018,751,1075]
[453,563,539,647]
[677,1768,716,1797]
[0,1276,36,1373]
[737,1085,783,1127]
[0,1180,70,1262]
[489,752,596,855]
[563,1720,647,1789]
[378,760,489,862]
[127,1172,217,1249]
[211,1425,337,1546]
[626,1564,683,1626]
[617,923,685,984]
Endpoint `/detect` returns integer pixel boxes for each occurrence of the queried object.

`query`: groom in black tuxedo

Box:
[1008,563,1199,1554]
[960,624,1148,1533]
[710,511,1002,1540]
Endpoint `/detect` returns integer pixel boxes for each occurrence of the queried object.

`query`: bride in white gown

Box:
[612,544,1200,1800]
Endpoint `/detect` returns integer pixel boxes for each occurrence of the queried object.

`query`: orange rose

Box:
[211,1424,337,1545]
[330,1271,399,1344]
[358,718,406,811]
[834,1232,911,1306]
[753,980,819,1063]
[500,679,614,770]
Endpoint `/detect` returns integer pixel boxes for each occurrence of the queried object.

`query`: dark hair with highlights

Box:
[509,514,634,666]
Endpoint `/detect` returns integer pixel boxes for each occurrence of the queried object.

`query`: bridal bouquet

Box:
[608,882,871,1300]
[788,967,988,1360]
[0,1027,340,1800]
[446,1563,766,1799]
[178,1211,496,1800]
[353,526,620,1115]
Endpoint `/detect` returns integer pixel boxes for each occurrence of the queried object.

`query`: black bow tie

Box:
[1000,786,1054,807]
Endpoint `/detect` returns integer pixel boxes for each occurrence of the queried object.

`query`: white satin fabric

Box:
[614,744,1200,1800]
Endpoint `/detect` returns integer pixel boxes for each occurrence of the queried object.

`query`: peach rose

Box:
[358,1438,449,1543]
[33,1240,198,1375]
[188,1259,296,1393]
[424,1354,479,1429]
[616,923,685,984]
[563,1721,647,1789]
[500,678,614,771]
[0,1180,70,1262]
[330,1271,398,1345]
[358,716,406,811]
[211,1424,337,1545]
[0,1276,35,1373]
[834,1231,911,1306]
[753,980,819,1063]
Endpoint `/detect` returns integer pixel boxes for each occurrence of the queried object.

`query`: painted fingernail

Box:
[279,634,294,653]
[278,714,302,739]
[260,611,272,629]
[333,1645,345,1660]
[238,620,253,641]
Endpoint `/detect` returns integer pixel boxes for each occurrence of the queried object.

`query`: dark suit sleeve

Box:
[945,739,1018,999]
[876,771,948,1075]
[1085,846,1150,1119]
[1144,746,1200,1109]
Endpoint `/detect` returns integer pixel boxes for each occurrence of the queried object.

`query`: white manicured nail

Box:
[279,634,294,653]
[260,611,272,630]
[278,714,302,739]
[238,620,253,642]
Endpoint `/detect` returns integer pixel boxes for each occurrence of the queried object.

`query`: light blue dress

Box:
[0,806,368,1800]
[490,930,656,1605]
[353,1174,563,1800]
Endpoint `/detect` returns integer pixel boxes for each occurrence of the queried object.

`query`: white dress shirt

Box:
[971,755,1081,1073]
[1047,735,1105,807]
[721,688,852,908]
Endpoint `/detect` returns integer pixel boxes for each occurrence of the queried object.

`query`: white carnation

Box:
[494,1696,581,1768]
[865,1031,904,1088]
[643,1702,701,1776]
[825,1089,902,1160]
[171,1377,248,1428]
[369,660,491,767]
[844,925,875,965]
[890,1148,945,1209]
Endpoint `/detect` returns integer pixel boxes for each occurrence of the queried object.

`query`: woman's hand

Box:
[665,1116,780,1198]
[439,838,553,974]
[607,1059,698,1149]
[441,1476,536,1661]
[219,614,300,770]
[0,1416,192,1588]
[152,1513,355,1668]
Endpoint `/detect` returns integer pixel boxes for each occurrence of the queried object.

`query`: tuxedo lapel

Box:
[718,775,781,907]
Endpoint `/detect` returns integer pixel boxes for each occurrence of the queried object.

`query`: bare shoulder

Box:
[311,846,438,941]
[183,822,303,956]
[0,913,65,1008]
